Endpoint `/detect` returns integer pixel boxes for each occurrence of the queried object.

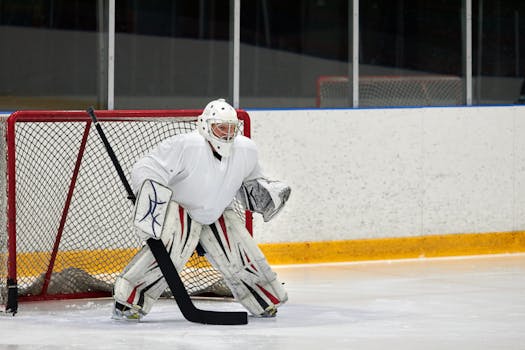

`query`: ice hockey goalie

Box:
[112,99,290,321]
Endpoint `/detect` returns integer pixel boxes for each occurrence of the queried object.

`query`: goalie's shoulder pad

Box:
[133,179,173,239]
[238,178,291,222]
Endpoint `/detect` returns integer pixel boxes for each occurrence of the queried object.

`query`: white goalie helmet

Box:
[197,98,240,157]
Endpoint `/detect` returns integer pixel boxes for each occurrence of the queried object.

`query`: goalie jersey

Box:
[130,130,263,225]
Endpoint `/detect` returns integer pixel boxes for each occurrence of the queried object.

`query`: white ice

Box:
[1,253,524,350]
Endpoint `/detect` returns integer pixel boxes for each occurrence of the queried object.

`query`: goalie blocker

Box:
[113,179,288,320]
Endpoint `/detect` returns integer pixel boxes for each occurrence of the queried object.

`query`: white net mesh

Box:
[317,75,464,107]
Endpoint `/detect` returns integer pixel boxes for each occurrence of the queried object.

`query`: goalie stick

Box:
[86,107,248,325]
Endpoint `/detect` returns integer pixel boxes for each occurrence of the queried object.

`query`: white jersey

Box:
[130,131,263,225]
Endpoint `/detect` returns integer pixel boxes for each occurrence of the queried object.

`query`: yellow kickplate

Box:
[259,231,525,265]
[9,231,525,277]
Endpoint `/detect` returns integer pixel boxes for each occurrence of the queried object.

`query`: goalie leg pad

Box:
[198,210,288,316]
[113,203,202,315]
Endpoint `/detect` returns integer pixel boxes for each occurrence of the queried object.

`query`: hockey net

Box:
[316,75,463,107]
[0,110,252,313]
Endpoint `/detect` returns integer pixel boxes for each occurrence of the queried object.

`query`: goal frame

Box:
[1,109,253,311]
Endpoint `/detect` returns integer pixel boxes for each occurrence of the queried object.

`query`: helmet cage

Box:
[207,119,239,143]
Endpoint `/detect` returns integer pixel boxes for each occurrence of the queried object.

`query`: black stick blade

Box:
[147,238,248,325]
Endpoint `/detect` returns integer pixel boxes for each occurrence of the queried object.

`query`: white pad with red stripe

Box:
[198,210,288,316]
[114,202,202,315]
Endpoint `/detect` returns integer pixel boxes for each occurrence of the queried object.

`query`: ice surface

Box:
[1,254,524,350]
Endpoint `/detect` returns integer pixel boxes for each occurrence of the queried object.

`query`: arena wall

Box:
[2,106,525,265]
[249,106,525,263]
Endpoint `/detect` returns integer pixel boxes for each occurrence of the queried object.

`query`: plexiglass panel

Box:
[114,0,232,109]
[359,0,464,107]
[0,0,106,110]
[473,0,525,105]
[240,0,352,108]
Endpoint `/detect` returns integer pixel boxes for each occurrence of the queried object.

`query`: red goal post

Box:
[0,109,252,313]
